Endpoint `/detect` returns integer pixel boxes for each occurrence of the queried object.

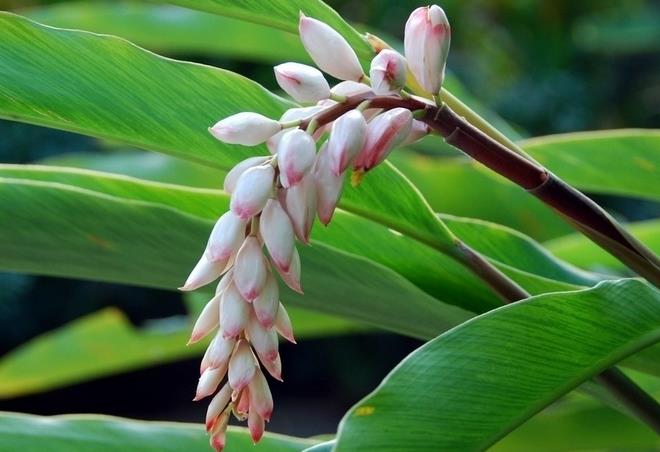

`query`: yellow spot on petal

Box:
[355,405,375,416]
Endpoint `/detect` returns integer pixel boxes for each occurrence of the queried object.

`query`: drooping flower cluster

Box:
[181,5,450,451]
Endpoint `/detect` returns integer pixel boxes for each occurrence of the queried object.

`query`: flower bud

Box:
[206,383,232,431]
[247,313,279,364]
[262,353,283,381]
[179,254,227,291]
[233,236,268,301]
[206,211,247,263]
[228,339,257,391]
[267,106,322,153]
[331,81,372,97]
[369,49,407,95]
[195,366,226,401]
[274,246,302,294]
[299,14,364,81]
[223,156,269,194]
[248,406,265,443]
[210,112,281,146]
[215,268,234,295]
[248,368,274,421]
[220,282,249,338]
[404,5,451,95]
[274,62,330,103]
[260,199,295,272]
[275,302,296,344]
[253,272,280,328]
[314,145,345,225]
[209,431,226,452]
[402,119,431,145]
[230,164,274,220]
[283,175,317,243]
[235,387,250,419]
[277,129,316,188]
[209,333,236,370]
[327,110,367,175]
[353,108,412,172]
[188,293,221,344]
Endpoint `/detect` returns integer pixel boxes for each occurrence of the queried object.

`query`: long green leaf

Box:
[23,2,308,63]
[335,279,660,451]
[522,129,660,202]
[0,412,317,451]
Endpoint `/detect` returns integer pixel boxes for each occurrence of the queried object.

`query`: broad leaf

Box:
[335,279,660,451]
[522,129,660,202]
[0,412,317,451]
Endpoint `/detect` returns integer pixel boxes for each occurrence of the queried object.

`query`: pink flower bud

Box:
[223,156,269,194]
[353,108,412,172]
[402,119,431,145]
[299,14,364,81]
[260,199,295,271]
[228,339,257,391]
[248,368,273,421]
[314,145,345,225]
[206,211,247,263]
[209,333,236,370]
[200,339,213,374]
[369,49,407,95]
[283,175,317,243]
[327,110,367,175]
[274,62,330,103]
[206,383,232,431]
[274,246,302,294]
[267,107,322,153]
[276,129,316,188]
[209,431,226,452]
[248,406,265,443]
[220,282,249,338]
[230,165,274,220]
[275,302,296,344]
[235,387,250,419]
[253,272,280,328]
[195,366,226,401]
[233,236,268,301]
[404,5,451,95]
[262,353,283,381]
[179,254,227,291]
[188,293,220,344]
[247,313,279,364]
[331,81,372,97]
[210,112,281,146]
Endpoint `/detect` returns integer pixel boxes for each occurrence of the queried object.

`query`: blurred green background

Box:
[0,0,659,443]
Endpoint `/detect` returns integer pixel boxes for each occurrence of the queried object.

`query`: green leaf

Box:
[23,2,308,63]
[0,304,364,398]
[335,279,660,451]
[522,129,660,202]
[0,412,317,451]
[545,219,660,273]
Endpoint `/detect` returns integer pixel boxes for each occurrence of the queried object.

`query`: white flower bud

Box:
[267,106,323,153]
[220,282,249,338]
[299,14,364,81]
[277,129,316,188]
[210,112,281,146]
[330,81,372,97]
[248,368,273,421]
[195,366,226,401]
[274,246,302,294]
[327,110,367,175]
[404,5,451,95]
[215,268,234,295]
[253,272,280,328]
[260,199,295,272]
[369,49,407,95]
[248,406,265,444]
[314,145,345,225]
[208,333,236,370]
[246,313,279,364]
[179,254,227,291]
[233,236,268,301]
[283,175,317,243]
[353,108,412,172]
[402,119,431,145]
[274,62,330,103]
[228,339,257,391]
[261,353,282,382]
[206,211,247,263]
[188,293,221,344]
[223,156,269,194]
[205,383,232,431]
[230,164,274,220]
[275,302,296,344]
